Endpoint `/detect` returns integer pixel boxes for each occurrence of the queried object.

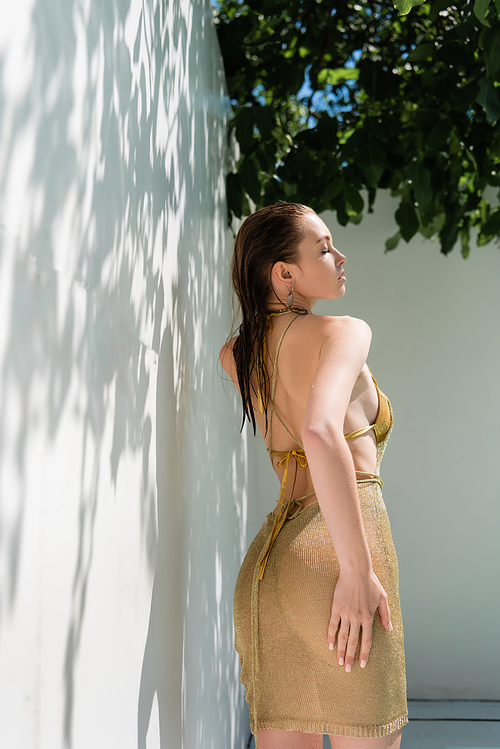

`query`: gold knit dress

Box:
[233,314,408,746]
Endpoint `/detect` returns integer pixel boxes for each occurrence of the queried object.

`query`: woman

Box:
[220,203,407,749]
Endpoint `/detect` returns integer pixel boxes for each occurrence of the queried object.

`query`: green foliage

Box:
[214,0,500,255]
[394,0,426,15]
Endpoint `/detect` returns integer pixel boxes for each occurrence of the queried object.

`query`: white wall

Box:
[250,196,500,700]
[0,1,249,748]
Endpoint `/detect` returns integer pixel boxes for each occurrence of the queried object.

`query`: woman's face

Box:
[293,213,347,303]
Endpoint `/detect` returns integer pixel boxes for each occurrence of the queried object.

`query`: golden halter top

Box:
[256,310,393,580]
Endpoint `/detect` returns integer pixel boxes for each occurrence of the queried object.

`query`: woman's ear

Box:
[271,261,293,287]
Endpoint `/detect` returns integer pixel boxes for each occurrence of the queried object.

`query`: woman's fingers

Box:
[359,618,373,669]
[336,622,350,667]
[328,613,361,672]
[328,574,392,671]
[327,610,340,653]
[377,591,393,632]
[343,618,361,672]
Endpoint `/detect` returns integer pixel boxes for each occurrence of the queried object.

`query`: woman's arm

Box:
[301,316,392,672]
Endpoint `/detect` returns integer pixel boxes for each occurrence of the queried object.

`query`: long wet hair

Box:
[230,202,315,434]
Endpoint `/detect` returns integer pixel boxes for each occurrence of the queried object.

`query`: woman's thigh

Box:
[329,728,402,749]
[257,729,323,748]
[257,729,402,749]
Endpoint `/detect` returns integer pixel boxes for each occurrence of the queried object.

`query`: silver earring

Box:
[286,286,294,309]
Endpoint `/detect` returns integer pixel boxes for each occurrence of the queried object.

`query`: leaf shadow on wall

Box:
[0,0,167,744]
[0,0,249,747]
[137,2,250,748]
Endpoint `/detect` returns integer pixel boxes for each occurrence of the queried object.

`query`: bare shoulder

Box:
[219,336,237,378]
[301,314,371,350]
[316,314,370,334]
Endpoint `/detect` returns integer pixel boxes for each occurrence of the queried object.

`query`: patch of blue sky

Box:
[252,84,267,106]
[297,53,361,126]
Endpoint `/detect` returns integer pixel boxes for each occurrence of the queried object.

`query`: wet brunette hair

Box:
[231,202,315,434]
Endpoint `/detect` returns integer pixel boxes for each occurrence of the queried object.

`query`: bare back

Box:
[220,312,381,507]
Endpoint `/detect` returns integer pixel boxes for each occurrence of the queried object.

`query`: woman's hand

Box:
[328,568,392,672]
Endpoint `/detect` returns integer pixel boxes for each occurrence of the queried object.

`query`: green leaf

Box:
[317,68,360,87]
[282,36,298,59]
[344,183,365,214]
[482,206,500,235]
[336,206,350,227]
[363,118,389,143]
[449,128,462,156]
[323,177,344,201]
[393,0,426,15]
[460,228,470,259]
[425,119,453,150]
[385,231,401,251]
[420,211,446,238]
[451,80,480,112]
[396,202,419,242]
[474,0,492,26]
[349,212,363,225]
[254,141,277,173]
[407,43,435,62]
[235,108,256,152]
[429,0,455,23]
[271,128,293,148]
[352,136,387,189]
[450,156,463,183]
[226,172,250,219]
[481,29,500,78]
[358,61,392,100]
[316,117,339,150]
[439,207,461,254]
[476,77,500,124]
[253,106,276,141]
[360,161,386,189]
[411,162,433,212]
[238,157,262,204]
